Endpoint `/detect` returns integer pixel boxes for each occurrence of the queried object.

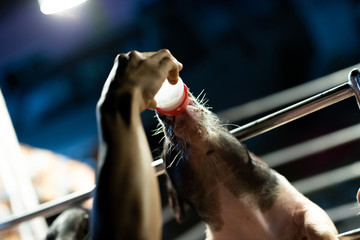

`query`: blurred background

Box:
[1,0,360,238]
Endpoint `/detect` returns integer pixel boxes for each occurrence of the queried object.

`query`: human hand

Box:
[98,49,183,113]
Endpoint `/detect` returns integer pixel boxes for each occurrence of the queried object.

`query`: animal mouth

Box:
[156,94,225,168]
[158,99,199,131]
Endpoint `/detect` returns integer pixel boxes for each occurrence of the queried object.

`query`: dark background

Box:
[1,0,360,238]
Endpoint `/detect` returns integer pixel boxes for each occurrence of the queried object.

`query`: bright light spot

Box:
[39,0,88,15]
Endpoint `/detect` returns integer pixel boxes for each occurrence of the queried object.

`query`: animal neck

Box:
[206,174,306,240]
[205,183,276,240]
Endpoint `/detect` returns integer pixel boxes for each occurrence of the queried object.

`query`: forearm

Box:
[90,49,181,239]
[91,88,161,239]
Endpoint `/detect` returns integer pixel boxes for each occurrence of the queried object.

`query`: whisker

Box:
[158,135,166,144]
[196,89,205,102]
[152,128,163,136]
[199,92,207,105]
[175,151,184,166]
[168,150,182,168]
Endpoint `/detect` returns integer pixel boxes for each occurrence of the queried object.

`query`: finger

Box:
[150,49,173,62]
[158,58,183,85]
[115,53,128,62]
[114,53,129,74]
[127,50,143,66]
[167,63,183,85]
[151,49,183,80]
[167,66,180,85]
[141,51,158,58]
[147,98,157,110]
[177,61,183,71]
[168,62,183,84]
[152,49,182,65]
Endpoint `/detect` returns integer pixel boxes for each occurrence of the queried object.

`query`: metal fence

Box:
[2,67,360,239]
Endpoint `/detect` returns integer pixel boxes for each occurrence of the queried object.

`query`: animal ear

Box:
[167,181,186,222]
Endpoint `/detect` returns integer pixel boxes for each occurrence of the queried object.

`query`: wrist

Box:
[97,88,140,126]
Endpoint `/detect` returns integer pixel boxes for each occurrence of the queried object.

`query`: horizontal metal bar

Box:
[218,64,360,123]
[0,160,164,231]
[230,82,354,141]
[293,161,360,195]
[152,158,165,176]
[338,228,360,240]
[0,186,94,230]
[349,69,360,110]
[326,202,360,223]
[262,124,360,168]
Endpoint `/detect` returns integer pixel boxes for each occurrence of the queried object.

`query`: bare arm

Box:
[90,50,182,239]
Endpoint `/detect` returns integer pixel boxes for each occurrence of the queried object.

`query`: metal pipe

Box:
[0,186,94,230]
[262,123,360,168]
[338,228,360,240]
[217,64,360,123]
[0,162,160,230]
[349,69,360,109]
[326,202,360,224]
[293,161,360,195]
[230,82,354,141]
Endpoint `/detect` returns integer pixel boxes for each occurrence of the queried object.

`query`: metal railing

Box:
[2,68,360,239]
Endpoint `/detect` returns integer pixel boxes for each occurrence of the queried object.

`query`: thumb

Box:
[167,62,183,85]
[147,98,157,110]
